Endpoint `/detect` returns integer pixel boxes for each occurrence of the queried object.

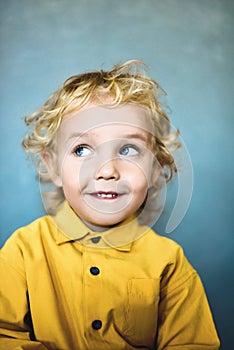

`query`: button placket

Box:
[84,251,105,334]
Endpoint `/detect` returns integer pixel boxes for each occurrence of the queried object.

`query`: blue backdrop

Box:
[0,1,233,348]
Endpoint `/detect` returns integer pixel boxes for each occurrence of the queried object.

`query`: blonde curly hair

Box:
[22,60,179,217]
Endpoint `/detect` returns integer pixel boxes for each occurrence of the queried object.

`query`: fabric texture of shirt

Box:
[0,202,220,350]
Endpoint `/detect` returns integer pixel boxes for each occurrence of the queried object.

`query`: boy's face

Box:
[47,104,159,231]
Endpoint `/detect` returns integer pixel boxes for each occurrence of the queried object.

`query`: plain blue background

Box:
[0,1,233,348]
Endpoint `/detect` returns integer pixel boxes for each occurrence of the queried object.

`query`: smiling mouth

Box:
[91,191,120,200]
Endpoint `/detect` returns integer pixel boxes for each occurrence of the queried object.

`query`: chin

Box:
[85,215,129,231]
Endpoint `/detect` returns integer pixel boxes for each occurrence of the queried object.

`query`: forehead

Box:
[59,104,154,139]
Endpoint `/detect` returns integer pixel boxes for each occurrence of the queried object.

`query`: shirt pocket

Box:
[122,278,160,347]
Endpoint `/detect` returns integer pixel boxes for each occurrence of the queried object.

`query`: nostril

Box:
[96,175,116,180]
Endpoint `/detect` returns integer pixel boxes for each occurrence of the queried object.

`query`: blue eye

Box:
[119,145,139,156]
[74,145,92,157]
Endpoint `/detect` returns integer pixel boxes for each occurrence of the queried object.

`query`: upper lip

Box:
[84,184,129,196]
[93,191,118,194]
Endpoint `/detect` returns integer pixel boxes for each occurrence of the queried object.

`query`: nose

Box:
[95,159,120,180]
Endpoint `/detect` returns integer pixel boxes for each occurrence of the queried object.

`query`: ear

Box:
[41,151,63,187]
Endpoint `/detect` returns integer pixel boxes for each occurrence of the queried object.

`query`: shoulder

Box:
[134,226,184,259]
[0,215,59,275]
[1,215,57,255]
[132,227,197,283]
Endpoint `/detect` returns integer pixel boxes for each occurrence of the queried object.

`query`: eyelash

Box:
[119,144,140,156]
[72,144,93,157]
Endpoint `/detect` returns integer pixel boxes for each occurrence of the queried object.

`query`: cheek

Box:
[125,163,151,192]
[59,159,80,188]
[128,174,149,211]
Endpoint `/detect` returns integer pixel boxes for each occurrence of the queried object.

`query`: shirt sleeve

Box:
[0,234,48,350]
[157,246,220,350]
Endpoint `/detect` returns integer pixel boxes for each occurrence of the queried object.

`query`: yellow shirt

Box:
[0,202,220,350]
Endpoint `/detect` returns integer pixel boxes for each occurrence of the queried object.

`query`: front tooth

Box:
[97,193,115,198]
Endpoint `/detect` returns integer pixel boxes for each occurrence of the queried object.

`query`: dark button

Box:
[92,319,102,330]
[90,266,100,275]
[91,236,101,244]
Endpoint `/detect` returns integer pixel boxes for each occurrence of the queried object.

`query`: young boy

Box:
[0,60,220,349]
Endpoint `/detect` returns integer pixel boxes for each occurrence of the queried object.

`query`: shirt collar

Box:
[51,201,149,251]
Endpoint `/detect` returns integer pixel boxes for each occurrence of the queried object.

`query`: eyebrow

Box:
[66,132,84,140]
[120,133,149,143]
[64,132,91,144]
[65,131,149,144]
